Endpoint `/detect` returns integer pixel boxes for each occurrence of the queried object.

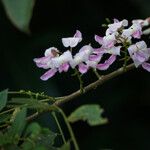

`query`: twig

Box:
[54,63,135,106]
[13,63,135,122]
[8,91,55,101]
[26,112,39,122]
[92,68,101,79]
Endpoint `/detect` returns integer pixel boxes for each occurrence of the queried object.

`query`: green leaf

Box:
[4,144,21,150]
[0,89,8,111]
[36,128,57,147]
[33,146,47,150]
[22,122,57,150]
[8,108,27,138]
[68,104,108,126]
[0,132,13,145]
[24,122,41,138]
[21,141,33,150]
[1,0,36,33]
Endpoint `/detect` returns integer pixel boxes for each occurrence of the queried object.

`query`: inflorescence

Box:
[34,18,150,81]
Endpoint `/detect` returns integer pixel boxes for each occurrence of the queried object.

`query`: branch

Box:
[24,63,135,122]
[54,63,135,106]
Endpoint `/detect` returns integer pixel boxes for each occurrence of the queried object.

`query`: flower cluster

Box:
[34,18,150,81]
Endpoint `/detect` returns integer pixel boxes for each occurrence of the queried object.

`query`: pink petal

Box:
[134,52,147,63]
[74,30,82,38]
[40,69,57,81]
[142,62,150,72]
[97,55,116,70]
[33,56,49,64]
[89,54,102,61]
[78,63,88,74]
[93,48,106,55]
[132,30,142,39]
[105,41,114,48]
[35,62,49,69]
[106,55,116,65]
[94,35,103,45]
[97,63,109,70]
[33,56,50,69]
[58,63,69,73]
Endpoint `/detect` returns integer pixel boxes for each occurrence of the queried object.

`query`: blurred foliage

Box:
[68,104,108,126]
[0,89,8,111]
[1,0,35,33]
[0,89,64,149]
[0,89,106,149]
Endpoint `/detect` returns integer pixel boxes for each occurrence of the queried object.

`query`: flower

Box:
[33,47,59,69]
[122,22,142,39]
[70,45,93,68]
[34,18,150,81]
[34,47,73,80]
[106,19,128,36]
[52,50,72,68]
[62,30,82,47]
[132,18,150,27]
[128,41,150,71]
[69,45,94,74]
[95,33,117,48]
[95,34,121,55]
[86,52,103,67]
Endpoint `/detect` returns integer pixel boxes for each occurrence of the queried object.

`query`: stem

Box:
[8,91,55,102]
[75,69,84,93]
[0,108,15,116]
[4,63,135,122]
[54,63,135,106]
[0,124,8,128]
[26,112,39,121]
[55,106,79,150]
[92,68,101,79]
[52,112,67,144]
[123,51,128,70]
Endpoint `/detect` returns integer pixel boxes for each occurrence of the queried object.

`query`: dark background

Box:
[0,0,150,149]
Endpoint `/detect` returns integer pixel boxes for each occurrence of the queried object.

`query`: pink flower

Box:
[122,22,142,39]
[95,33,117,48]
[40,69,57,81]
[86,53,103,68]
[62,30,82,47]
[132,18,149,27]
[33,47,59,69]
[34,48,73,80]
[106,19,128,36]
[78,63,89,74]
[70,45,93,68]
[128,41,150,70]
[95,34,121,55]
